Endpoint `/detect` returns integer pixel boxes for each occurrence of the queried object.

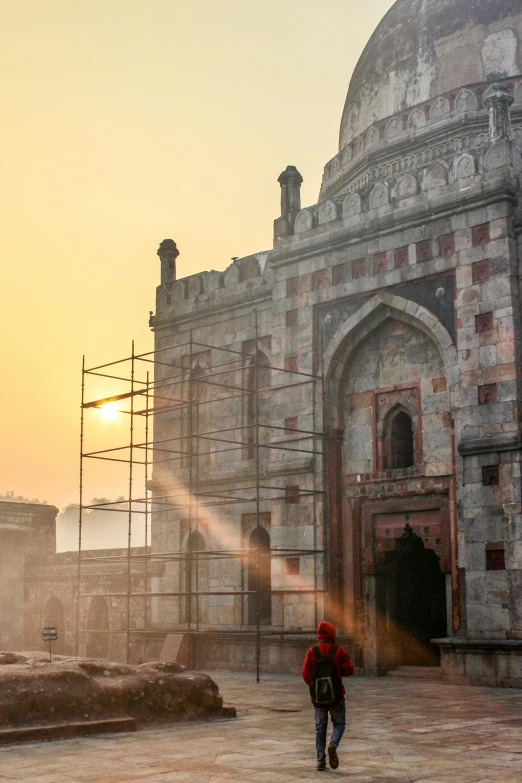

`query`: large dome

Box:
[339,0,522,151]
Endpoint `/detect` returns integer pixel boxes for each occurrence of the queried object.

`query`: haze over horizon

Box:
[1,0,395,520]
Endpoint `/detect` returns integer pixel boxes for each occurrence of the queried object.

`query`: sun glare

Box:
[99,401,119,421]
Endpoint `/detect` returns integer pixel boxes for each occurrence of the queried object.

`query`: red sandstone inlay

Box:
[473,259,490,283]
[395,246,409,268]
[416,240,433,262]
[284,416,298,433]
[478,383,497,404]
[353,258,366,278]
[313,269,327,291]
[472,223,490,247]
[285,355,298,373]
[333,264,346,285]
[476,312,493,333]
[373,252,387,275]
[440,233,455,257]
[482,465,499,486]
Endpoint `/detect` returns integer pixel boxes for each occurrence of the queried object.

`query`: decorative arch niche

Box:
[374,393,422,472]
[182,529,208,625]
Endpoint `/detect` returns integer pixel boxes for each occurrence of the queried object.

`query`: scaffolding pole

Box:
[76,315,326,676]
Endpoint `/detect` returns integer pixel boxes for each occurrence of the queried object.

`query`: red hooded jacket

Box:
[301,622,354,698]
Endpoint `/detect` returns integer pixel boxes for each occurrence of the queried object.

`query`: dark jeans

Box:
[314,699,346,762]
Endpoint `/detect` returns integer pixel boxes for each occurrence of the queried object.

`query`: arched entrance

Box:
[248,527,271,625]
[378,525,447,667]
[321,293,457,674]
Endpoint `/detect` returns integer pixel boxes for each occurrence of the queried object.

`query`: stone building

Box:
[148,0,522,686]
[7,0,522,687]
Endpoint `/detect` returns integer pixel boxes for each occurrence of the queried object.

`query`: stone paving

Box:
[1,670,522,782]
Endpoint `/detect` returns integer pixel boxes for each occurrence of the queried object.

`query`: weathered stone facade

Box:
[147,0,522,685]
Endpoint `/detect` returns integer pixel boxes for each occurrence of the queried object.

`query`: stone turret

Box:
[484,83,514,142]
[157,239,179,289]
[274,166,303,242]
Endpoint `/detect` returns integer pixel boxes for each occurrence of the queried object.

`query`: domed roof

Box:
[339,0,522,150]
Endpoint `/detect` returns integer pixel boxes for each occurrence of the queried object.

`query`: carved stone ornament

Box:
[484,83,514,142]
[396,173,418,200]
[224,262,240,286]
[385,116,403,139]
[455,153,475,179]
[294,209,313,233]
[484,140,512,171]
[204,271,223,293]
[343,192,362,219]
[187,275,203,298]
[369,182,389,210]
[454,88,478,113]
[318,200,337,225]
[423,163,447,191]
[171,280,187,301]
[341,146,353,166]
[430,97,450,121]
[408,109,426,130]
[366,126,380,148]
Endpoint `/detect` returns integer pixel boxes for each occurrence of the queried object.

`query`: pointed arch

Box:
[243,349,270,459]
[247,526,271,625]
[181,529,208,625]
[322,291,457,429]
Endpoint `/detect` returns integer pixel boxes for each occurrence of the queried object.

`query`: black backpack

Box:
[309,644,343,707]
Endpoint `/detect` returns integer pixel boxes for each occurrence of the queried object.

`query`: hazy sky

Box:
[1,0,395,512]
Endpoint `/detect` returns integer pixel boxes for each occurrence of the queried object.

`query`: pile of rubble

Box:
[0,653,228,728]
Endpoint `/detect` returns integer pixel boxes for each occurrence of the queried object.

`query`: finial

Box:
[277,165,303,223]
[157,239,179,287]
[484,83,514,142]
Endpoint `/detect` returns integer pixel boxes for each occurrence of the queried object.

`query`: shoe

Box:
[316,759,326,771]
[328,743,339,769]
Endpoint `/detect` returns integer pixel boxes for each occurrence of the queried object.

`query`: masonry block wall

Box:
[146,70,522,681]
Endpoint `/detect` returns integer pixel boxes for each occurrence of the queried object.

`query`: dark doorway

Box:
[378,525,446,668]
[248,527,271,625]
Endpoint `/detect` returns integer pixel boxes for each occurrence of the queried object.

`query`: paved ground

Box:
[1,670,522,782]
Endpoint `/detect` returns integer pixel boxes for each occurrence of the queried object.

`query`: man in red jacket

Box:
[302,621,354,771]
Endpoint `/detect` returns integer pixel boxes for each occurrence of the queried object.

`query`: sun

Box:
[98,401,119,421]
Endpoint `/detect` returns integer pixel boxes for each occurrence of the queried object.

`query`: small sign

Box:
[42,627,58,641]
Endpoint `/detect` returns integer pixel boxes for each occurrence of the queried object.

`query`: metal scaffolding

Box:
[75,311,327,680]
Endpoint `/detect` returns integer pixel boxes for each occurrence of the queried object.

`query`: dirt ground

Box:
[1,670,522,782]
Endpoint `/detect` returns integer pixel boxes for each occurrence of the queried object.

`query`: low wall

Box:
[435,637,522,687]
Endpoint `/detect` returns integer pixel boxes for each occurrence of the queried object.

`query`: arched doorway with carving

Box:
[322,293,457,674]
[378,524,447,668]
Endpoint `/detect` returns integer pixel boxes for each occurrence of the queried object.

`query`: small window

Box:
[285,557,300,575]
[285,486,300,504]
[390,411,414,469]
[486,549,505,571]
